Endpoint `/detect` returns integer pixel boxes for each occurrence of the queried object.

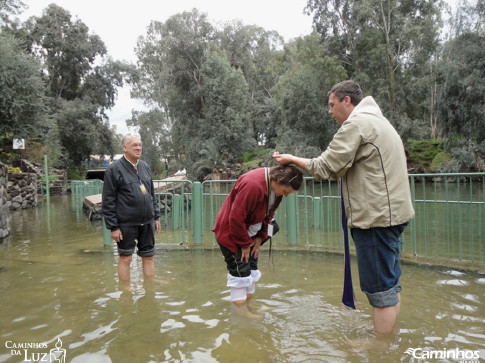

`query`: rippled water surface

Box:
[0,197,484,362]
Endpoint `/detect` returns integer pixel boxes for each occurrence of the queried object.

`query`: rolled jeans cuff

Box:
[365,281,401,308]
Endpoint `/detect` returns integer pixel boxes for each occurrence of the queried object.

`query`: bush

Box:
[431,152,451,171]
[39,174,59,182]
[8,166,21,174]
[66,167,84,180]
[242,148,273,163]
[440,139,485,173]
[407,138,446,169]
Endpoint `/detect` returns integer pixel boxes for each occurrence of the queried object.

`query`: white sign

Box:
[13,139,25,150]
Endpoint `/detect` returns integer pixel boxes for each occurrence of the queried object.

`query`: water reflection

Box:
[0,196,484,362]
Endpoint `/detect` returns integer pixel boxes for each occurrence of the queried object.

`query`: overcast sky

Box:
[21,0,314,134]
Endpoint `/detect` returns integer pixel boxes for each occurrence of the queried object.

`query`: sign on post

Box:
[13,139,25,150]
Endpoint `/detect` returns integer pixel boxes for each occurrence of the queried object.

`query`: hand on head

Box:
[272,151,291,165]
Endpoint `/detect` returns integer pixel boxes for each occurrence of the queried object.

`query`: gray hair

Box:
[122,132,141,146]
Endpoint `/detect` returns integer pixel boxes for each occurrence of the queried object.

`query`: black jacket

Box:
[102,156,161,231]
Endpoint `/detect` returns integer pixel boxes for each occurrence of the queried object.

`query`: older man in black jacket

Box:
[102,132,161,287]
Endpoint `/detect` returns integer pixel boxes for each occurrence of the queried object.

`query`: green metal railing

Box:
[153,178,193,245]
[406,173,484,263]
[72,173,484,266]
[199,173,484,265]
[71,179,109,244]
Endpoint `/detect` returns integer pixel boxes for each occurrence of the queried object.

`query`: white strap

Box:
[265,168,270,216]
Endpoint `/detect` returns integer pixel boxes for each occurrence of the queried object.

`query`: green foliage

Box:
[440,138,485,173]
[242,159,261,170]
[305,0,442,126]
[437,32,485,143]
[272,34,344,154]
[0,33,47,139]
[241,148,274,171]
[1,1,483,178]
[7,166,21,173]
[17,4,129,171]
[192,142,227,181]
[242,148,273,163]
[66,167,83,180]
[0,151,14,165]
[218,21,284,146]
[39,174,58,182]
[407,138,446,168]
[195,52,255,164]
[0,0,26,25]
[128,110,167,173]
[431,152,451,171]
[25,4,107,100]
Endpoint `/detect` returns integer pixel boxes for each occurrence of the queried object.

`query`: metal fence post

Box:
[172,194,181,229]
[191,182,203,245]
[313,197,322,229]
[102,217,112,247]
[285,193,298,245]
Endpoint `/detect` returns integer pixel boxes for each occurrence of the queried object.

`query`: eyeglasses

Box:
[289,174,298,183]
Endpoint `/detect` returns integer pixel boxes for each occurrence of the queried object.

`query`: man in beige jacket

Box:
[273,80,414,336]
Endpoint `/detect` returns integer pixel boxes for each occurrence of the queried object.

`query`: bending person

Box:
[213,165,303,318]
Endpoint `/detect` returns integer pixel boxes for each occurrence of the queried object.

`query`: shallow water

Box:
[0,197,484,362]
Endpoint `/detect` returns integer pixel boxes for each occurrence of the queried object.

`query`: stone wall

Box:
[0,162,10,239]
[7,172,38,210]
[21,159,67,196]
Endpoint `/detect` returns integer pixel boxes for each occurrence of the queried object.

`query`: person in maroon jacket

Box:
[214,165,303,318]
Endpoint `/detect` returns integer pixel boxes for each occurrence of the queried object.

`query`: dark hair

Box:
[328,80,363,106]
[270,165,304,191]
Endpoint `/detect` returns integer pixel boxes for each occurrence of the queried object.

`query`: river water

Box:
[0,196,484,362]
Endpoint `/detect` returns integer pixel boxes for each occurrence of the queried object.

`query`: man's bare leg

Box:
[373,293,401,335]
[142,256,155,278]
[118,255,132,290]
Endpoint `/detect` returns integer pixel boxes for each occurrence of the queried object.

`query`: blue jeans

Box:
[351,223,408,308]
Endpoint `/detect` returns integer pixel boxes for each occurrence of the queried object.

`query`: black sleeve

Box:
[101,167,119,231]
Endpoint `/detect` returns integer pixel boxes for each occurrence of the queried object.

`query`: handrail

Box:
[71,172,484,266]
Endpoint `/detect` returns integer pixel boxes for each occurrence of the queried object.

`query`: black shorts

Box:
[217,241,259,278]
[117,222,156,257]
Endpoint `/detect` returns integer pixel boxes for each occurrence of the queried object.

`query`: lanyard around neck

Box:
[265,168,271,217]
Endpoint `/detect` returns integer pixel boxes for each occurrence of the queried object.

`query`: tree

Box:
[133,9,215,173]
[0,0,26,26]
[23,4,133,170]
[25,4,107,100]
[134,10,259,178]
[0,32,47,140]
[437,32,485,143]
[272,34,346,156]
[55,98,115,168]
[305,0,442,126]
[218,21,284,145]
[193,142,227,181]
[194,52,255,166]
[127,109,172,174]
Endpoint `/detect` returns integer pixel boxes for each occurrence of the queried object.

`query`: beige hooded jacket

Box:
[306,96,415,229]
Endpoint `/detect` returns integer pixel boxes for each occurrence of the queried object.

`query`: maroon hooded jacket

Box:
[213,168,282,253]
